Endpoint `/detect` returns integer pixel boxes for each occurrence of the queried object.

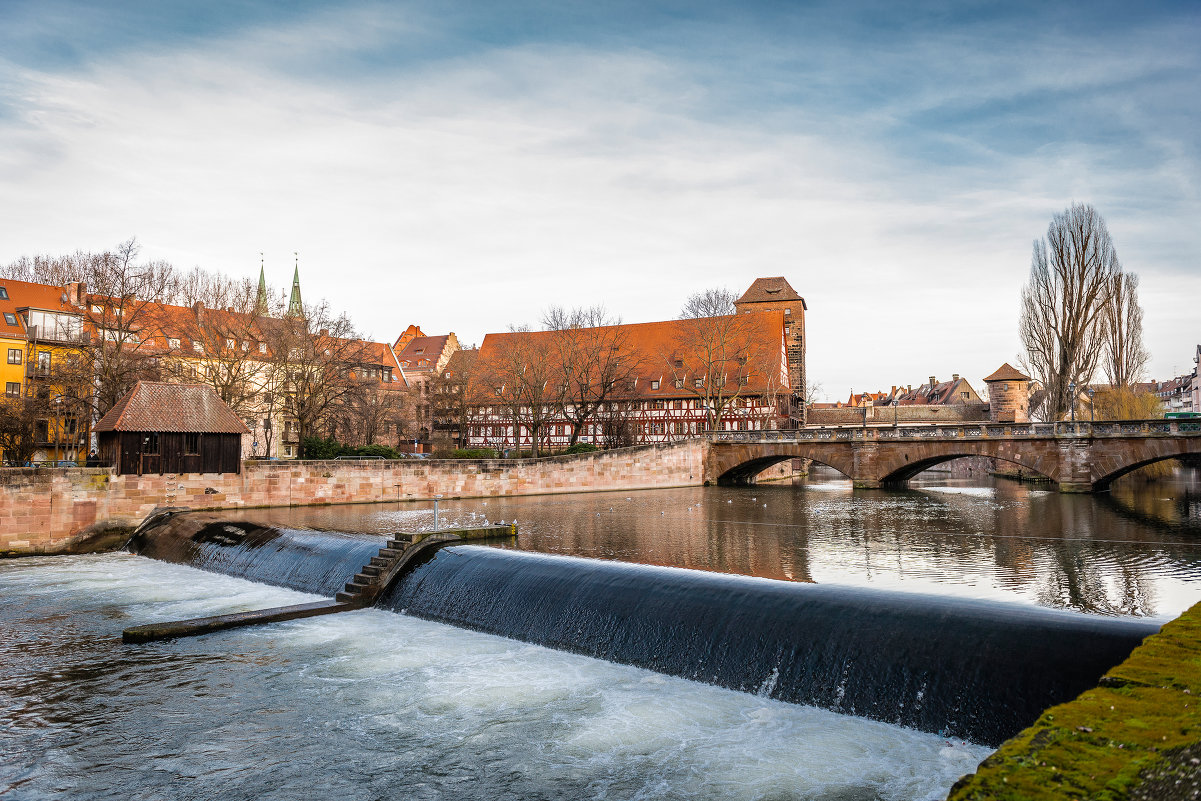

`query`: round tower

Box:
[983,363,1031,423]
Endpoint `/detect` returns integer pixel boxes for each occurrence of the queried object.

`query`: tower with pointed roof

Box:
[287,255,303,318]
[983,363,1031,423]
[733,277,807,423]
[255,260,269,316]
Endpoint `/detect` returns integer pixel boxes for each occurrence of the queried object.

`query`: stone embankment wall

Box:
[1,440,708,555]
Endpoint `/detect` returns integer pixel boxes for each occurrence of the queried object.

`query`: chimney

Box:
[929,376,937,387]
[65,282,86,307]
[193,301,204,323]
[319,328,329,337]
[952,373,960,381]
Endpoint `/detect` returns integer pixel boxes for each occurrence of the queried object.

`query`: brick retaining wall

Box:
[1,441,708,555]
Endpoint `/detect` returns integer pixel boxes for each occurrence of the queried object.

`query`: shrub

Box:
[563,443,599,455]
[355,444,402,459]
[301,436,348,459]
[450,448,498,459]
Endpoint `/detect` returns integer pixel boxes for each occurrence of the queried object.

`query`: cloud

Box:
[0,1,1198,396]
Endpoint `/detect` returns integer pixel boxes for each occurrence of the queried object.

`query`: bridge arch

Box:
[710,444,856,486]
[877,452,1054,485]
[1091,438,1201,491]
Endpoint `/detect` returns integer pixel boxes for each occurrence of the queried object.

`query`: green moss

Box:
[949,601,1201,801]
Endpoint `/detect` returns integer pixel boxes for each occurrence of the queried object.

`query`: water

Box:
[0,554,986,800]
[237,467,1201,619]
[4,468,1201,799]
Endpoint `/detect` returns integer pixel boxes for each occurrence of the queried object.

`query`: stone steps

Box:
[335,534,414,604]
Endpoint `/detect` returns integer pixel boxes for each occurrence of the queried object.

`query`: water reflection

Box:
[233,467,1201,619]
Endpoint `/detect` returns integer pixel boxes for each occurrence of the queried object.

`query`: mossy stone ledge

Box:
[948,601,1201,800]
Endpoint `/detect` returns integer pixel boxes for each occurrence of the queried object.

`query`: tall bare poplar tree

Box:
[1019,203,1119,421]
[1103,271,1150,388]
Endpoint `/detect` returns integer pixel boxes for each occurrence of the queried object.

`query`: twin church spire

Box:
[255,252,304,318]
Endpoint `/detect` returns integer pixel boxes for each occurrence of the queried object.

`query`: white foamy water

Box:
[0,554,988,800]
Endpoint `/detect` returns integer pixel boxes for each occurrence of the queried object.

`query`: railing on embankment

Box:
[711,418,1201,444]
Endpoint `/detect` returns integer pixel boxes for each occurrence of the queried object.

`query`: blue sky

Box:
[2,0,1198,397]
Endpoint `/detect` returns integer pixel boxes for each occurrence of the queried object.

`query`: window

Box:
[651,380,660,390]
[3,313,16,326]
[193,341,204,353]
[739,375,749,386]
[184,433,200,454]
[694,378,704,388]
[169,338,181,349]
[674,378,684,389]
[259,342,268,354]
[0,287,7,299]
[7,348,20,364]
[141,433,160,454]
[784,308,791,315]
[961,391,969,400]
[37,351,50,373]
[225,338,235,350]
[5,382,19,396]
[241,341,249,351]
[91,304,103,314]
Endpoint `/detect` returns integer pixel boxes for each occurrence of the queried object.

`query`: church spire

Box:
[255,253,268,315]
[287,252,303,317]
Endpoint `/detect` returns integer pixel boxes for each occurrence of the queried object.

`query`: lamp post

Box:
[1088,387,1096,422]
[1068,381,1077,423]
[893,398,899,427]
[432,494,442,531]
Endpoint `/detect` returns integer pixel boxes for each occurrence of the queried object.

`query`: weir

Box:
[122,510,516,643]
[125,512,1160,746]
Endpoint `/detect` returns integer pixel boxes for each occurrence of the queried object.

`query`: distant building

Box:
[734,276,807,423]
[896,374,982,406]
[1154,374,1193,414]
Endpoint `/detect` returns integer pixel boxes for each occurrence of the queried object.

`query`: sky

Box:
[1,1,1198,401]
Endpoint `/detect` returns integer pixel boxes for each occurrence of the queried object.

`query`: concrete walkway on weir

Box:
[122,523,516,644]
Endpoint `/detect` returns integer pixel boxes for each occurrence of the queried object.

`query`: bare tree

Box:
[261,301,366,458]
[0,394,47,465]
[1019,204,1119,421]
[1103,271,1150,388]
[541,305,645,445]
[476,327,565,457]
[680,287,737,319]
[666,311,776,431]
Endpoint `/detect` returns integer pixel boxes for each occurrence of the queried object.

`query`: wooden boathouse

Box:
[95,382,249,475]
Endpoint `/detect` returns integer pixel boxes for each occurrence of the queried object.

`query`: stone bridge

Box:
[707,419,1201,492]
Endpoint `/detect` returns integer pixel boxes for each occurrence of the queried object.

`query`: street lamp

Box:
[893,398,899,427]
[1088,387,1096,422]
[1068,381,1077,423]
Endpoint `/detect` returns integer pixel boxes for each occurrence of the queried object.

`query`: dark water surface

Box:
[240,467,1201,619]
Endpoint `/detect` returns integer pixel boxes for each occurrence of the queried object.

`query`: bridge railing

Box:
[708,419,1198,444]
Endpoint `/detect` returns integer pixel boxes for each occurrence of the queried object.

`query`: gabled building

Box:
[464,286,793,452]
[95,381,249,475]
[896,374,982,406]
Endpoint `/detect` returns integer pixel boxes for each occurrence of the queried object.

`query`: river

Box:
[2,468,1199,800]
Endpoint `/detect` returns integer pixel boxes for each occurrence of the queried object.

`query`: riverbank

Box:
[948,600,1201,800]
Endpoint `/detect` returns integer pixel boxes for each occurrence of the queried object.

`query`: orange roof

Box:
[472,310,787,402]
[983,363,1030,383]
[736,276,806,309]
[395,334,450,372]
[95,381,249,433]
[0,277,84,338]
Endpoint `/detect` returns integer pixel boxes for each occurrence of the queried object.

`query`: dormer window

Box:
[225,339,235,349]
[0,287,7,300]
[91,305,103,314]
[3,313,16,326]
[415,347,425,354]
[259,342,268,354]
[784,308,791,315]
[193,341,203,352]
[651,380,660,390]
[169,338,181,349]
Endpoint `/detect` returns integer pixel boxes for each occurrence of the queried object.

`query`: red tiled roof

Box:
[443,348,477,377]
[735,277,806,308]
[395,335,450,371]
[983,363,1030,383]
[472,310,787,402]
[94,382,250,433]
[0,278,83,337]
